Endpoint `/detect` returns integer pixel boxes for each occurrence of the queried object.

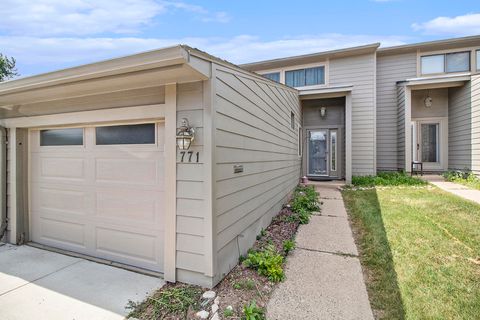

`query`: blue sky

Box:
[1,0,479,77]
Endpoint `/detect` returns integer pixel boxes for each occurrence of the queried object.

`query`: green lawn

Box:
[343,186,480,320]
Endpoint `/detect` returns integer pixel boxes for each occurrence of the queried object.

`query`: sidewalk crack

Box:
[296,246,358,258]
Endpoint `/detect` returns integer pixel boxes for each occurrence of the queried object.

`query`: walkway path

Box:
[267,181,374,320]
[422,175,480,205]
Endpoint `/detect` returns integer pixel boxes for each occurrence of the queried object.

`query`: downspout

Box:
[0,127,7,243]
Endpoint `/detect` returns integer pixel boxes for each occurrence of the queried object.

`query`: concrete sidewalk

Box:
[267,181,374,320]
[422,174,480,205]
[0,244,164,320]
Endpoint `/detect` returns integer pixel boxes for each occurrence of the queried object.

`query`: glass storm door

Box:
[420,123,440,163]
[308,130,328,176]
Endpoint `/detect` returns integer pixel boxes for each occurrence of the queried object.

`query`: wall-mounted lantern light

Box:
[320,106,327,118]
[176,118,195,150]
[424,90,433,108]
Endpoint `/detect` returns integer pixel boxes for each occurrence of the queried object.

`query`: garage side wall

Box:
[212,64,301,285]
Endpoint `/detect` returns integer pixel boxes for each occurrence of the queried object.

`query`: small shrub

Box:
[443,170,480,190]
[291,188,319,213]
[256,228,267,240]
[242,246,285,282]
[283,239,295,254]
[351,171,427,187]
[224,308,234,317]
[232,279,256,290]
[243,301,265,320]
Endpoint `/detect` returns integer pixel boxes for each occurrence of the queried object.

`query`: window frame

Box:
[285,65,326,88]
[476,50,480,71]
[419,49,474,76]
[261,72,281,82]
[94,122,157,146]
[39,127,85,147]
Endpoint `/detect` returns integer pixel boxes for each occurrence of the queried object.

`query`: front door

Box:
[307,129,329,177]
[412,119,447,171]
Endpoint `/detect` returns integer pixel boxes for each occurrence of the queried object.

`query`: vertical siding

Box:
[329,53,376,175]
[448,82,472,170]
[376,53,417,171]
[397,85,406,170]
[213,65,301,283]
[175,82,208,281]
[471,75,480,174]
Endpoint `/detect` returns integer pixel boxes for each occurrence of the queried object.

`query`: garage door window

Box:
[40,128,84,146]
[95,123,155,145]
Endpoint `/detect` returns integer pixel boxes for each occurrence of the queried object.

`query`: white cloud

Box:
[0,34,408,76]
[412,13,480,35]
[0,0,229,37]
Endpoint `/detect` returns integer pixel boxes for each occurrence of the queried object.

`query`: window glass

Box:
[446,51,470,73]
[477,50,480,70]
[421,55,444,74]
[40,128,83,146]
[262,72,280,82]
[330,131,337,171]
[290,112,295,129]
[96,123,155,145]
[286,66,325,87]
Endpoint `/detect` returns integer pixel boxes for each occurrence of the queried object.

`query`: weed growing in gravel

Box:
[223,308,234,317]
[242,246,285,282]
[282,239,295,254]
[232,278,257,290]
[243,301,265,320]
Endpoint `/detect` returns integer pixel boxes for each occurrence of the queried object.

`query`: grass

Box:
[343,185,480,319]
[443,170,480,190]
[351,171,427,187]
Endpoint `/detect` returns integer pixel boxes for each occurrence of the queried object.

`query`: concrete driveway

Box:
[0,244,164,320]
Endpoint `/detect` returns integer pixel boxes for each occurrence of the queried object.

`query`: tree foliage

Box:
[0,54,19,82]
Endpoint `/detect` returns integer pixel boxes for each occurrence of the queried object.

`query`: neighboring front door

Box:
[412,119,447,171]
[307,129,329,177]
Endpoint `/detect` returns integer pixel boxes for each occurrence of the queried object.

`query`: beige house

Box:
[0,35,479,287]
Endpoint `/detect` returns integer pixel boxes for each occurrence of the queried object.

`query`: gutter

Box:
[0,127,7,243]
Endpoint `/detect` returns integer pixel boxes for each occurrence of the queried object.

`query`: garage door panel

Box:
[32,186,91,216]
[95,158,161,186]
[32,156,86,182]
[37,217,86,248]
[30,123,165,273]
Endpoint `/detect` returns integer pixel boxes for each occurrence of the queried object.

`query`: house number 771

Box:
[180,151,199,163]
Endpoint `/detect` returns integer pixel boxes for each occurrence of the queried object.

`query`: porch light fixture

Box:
[320,106,327,118]
[176,118,195,150]
[424,90,433,108]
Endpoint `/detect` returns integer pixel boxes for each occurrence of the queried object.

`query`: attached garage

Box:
[30,123,165,272]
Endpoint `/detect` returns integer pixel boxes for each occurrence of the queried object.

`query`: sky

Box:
[1,0,479,77]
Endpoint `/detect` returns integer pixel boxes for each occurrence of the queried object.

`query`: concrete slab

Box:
[422,175,480,205]
[320,199,348,218]
[308,181,344,200]
[0,244,80,294]
[267,250,373,320]
[0,245,164,320]
[296,216,358,256]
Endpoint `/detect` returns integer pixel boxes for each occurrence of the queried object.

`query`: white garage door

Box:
[30,122,165,272]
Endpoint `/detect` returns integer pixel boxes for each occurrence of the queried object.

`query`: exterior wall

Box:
[174,81,213,287]
[397,85,406,170]
[472,75,480,174]
[376,52,417,171]
[412,88,448,118]
[448,76,480,175]
[212,64,301,285]
[329,53,376,175]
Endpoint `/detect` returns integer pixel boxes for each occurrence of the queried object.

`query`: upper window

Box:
[421,51,470,75]
[262,72,280,82]
[285,66,325,87]
[96,123,155,145]
[477,50,480,71]
[40,128,83,146]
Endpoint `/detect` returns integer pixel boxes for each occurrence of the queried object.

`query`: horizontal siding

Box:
[175,82,205,274]
[397,85,406,170]
[213,65,301,282]
[472,75,480,174]
[449,82,472,170]
[330,53,376,175]
[376,53,417,171]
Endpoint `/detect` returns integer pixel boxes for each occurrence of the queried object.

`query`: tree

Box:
[0,54,19,82]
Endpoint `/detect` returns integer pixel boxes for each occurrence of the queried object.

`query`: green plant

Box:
[291,187,319,213]
[283,239,295,254]
[232,278,256,290]
[147,286,202,318]
[256,228,267,240]
[443,170,480,190]
[243,301,265,320]
[242,246,285,282]
[223,308,234,317]
[351,171,427,187]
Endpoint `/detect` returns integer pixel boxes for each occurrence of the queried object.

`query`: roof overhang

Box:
[241,43,380,72]
[0,45,212,111]
[401,73,471,90]
[299,85,353,100]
